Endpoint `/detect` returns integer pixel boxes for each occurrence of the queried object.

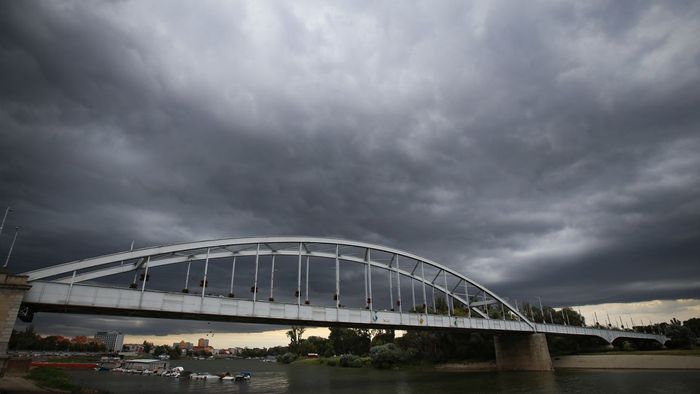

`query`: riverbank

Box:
[432,351,700,371]
[434,361,497,372]
[0,376,55,393]
[293,354,700,371]
[0,367,102,393]
[553,354,700,370]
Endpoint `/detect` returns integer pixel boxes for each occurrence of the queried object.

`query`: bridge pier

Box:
[0,272,31,376]
[494,333,553,371]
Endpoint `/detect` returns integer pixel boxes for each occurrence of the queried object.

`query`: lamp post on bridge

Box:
[537,296,546,325]
[2,226,20,269]
[0,207,11,239]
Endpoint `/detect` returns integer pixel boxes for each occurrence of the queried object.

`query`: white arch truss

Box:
[21,236,534,327]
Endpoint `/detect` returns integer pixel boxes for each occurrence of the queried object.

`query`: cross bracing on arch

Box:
[21,236,535,328]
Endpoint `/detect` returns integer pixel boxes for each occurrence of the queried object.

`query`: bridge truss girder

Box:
[21,236,533,327]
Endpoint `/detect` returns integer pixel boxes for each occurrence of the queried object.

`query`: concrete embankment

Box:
[552,355,700,370]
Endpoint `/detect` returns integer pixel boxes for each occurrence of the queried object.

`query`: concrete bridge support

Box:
[494,333,553,371]
[0,272,30,376]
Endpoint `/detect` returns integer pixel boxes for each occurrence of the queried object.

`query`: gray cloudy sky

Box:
[1,1,699,338]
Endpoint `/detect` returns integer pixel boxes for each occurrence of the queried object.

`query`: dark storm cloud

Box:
[1,0,699,335]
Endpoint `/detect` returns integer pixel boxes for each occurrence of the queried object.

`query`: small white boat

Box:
[162,366,184,377]
[190,372,220,380]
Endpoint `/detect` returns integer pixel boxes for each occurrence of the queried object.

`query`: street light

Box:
[3,226,20,269]
[0,207,11,238]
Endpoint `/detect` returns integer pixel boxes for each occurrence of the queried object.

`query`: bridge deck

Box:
[23,281,666,344]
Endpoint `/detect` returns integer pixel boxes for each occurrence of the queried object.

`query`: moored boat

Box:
[190,372,221,380]
[234,371,252,382]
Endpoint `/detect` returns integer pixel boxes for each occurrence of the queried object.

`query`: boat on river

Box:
[219,371,252,382]
[190,372,221,380]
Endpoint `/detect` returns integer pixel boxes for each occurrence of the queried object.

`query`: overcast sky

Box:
[1,1,699,342]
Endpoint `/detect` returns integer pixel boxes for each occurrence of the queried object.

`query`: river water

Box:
[66,359,700,394]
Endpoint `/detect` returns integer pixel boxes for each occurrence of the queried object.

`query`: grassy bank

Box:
[26,367,81,392]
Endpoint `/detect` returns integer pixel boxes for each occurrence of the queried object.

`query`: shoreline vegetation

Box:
[274,315,698,372]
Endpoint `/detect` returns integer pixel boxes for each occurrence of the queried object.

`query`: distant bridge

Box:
[17,237,665,348]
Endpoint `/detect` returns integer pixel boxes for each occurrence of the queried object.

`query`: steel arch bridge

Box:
[19,236,666,345]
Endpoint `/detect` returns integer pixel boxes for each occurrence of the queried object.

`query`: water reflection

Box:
[66,359,700,394]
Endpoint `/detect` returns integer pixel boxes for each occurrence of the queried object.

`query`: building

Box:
[93,331,124,352]
[197,338,209,348]
[192,345,214,354]
[122,343,143,353]
[173,340,193,351]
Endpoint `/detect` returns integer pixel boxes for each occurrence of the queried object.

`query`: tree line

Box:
[277,313,698,369]
[9,327,107,352]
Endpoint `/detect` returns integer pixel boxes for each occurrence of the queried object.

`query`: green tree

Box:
[286,326,306,354]
[371,329,395,346]
[277,352,297,364]
[153,345,170,357]
[298,336,332,357]
[683,318,700,338]
[169,345,182,359]
[666,319,696,349]
[142,341,153,354]
[369,343,411,369]
[329,328,371,355]
[396,330,495,362]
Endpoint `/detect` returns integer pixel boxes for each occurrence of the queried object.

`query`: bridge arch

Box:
[21,236,534,327]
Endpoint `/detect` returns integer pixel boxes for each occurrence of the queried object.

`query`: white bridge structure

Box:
[18,237,665,350]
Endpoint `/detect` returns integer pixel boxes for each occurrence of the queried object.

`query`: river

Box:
[66,358,700,393]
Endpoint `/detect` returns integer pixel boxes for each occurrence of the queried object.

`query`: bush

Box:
[339,354,368,368]
[370,343,411,369]
[277,352,298,364]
